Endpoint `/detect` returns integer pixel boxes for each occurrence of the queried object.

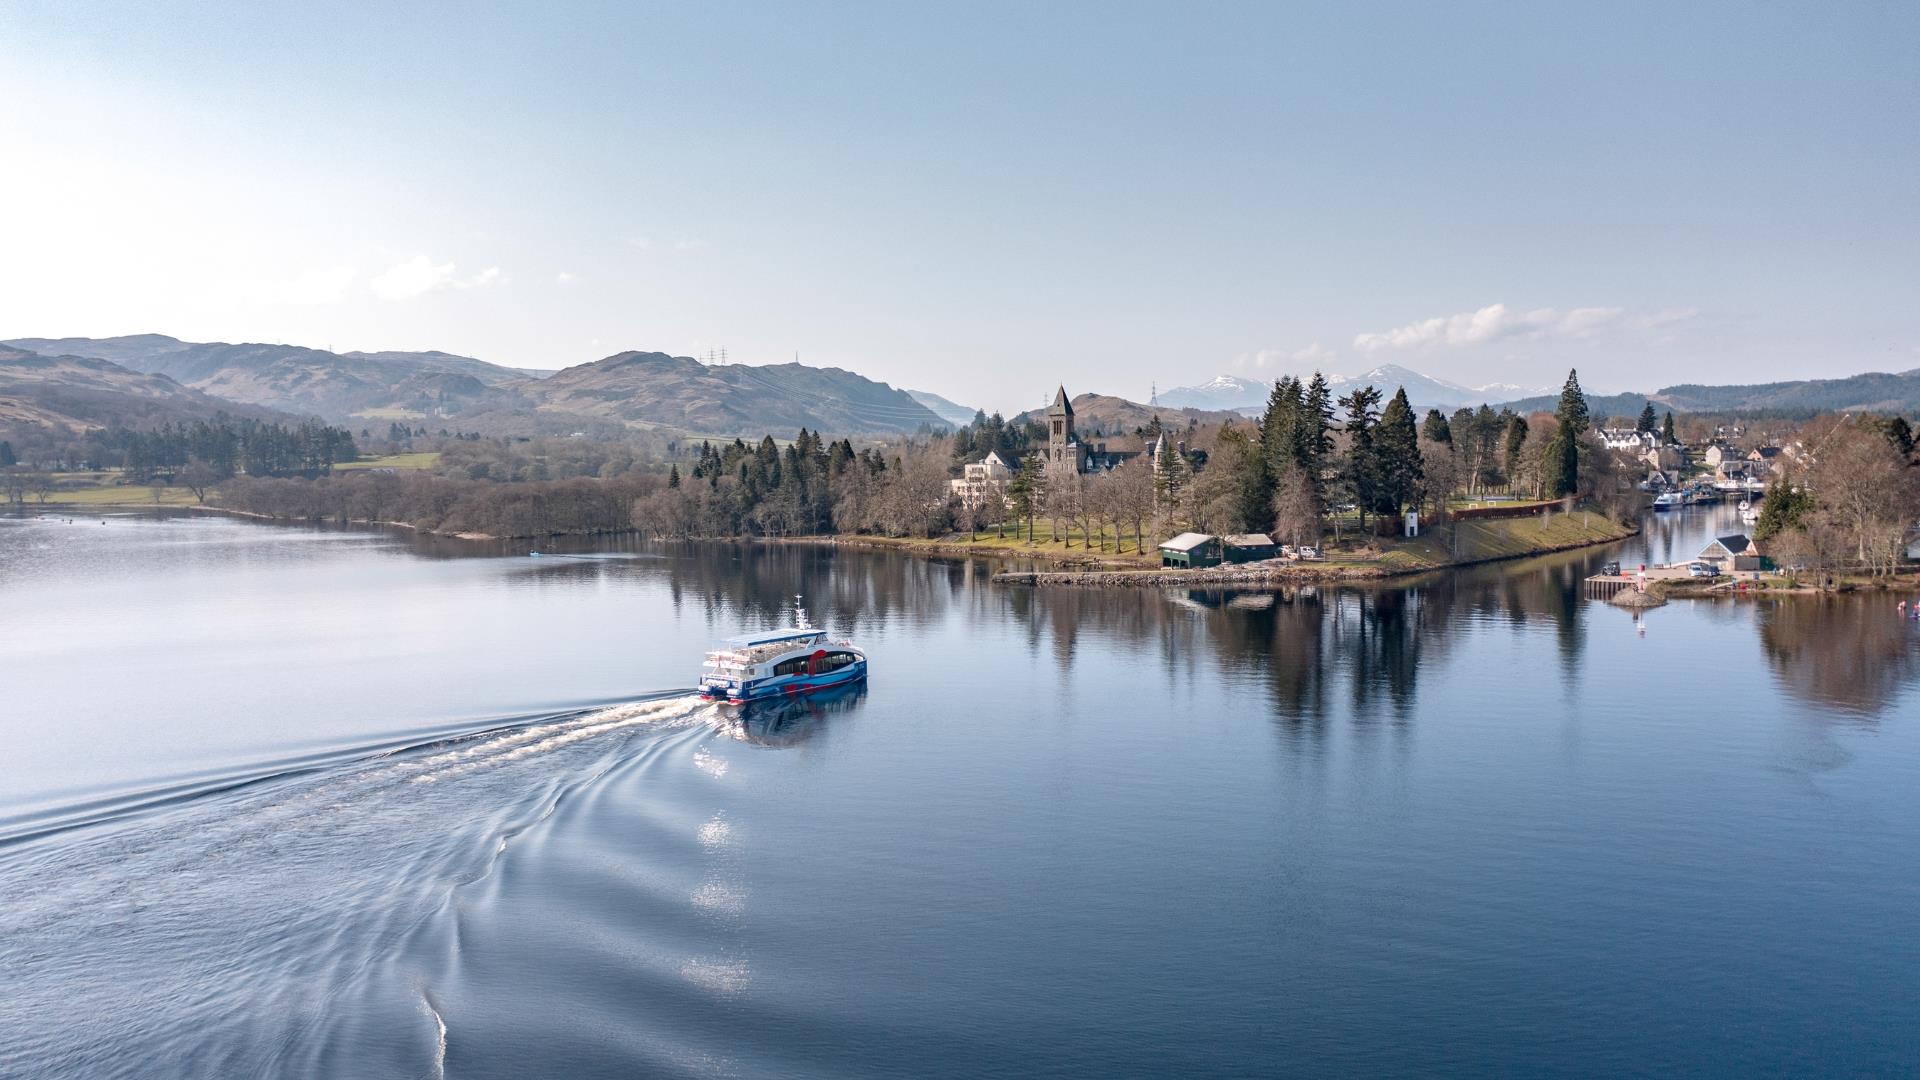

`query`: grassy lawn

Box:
[333,451,443,470]
[866,521,1161,562]
[35,484,200,507]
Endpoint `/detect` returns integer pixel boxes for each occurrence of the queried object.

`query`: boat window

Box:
[773,656,809,677]
[815,651,858,672]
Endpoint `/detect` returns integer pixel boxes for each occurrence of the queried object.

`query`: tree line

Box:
[87,415,358,482]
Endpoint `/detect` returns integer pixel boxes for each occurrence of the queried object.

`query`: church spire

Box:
[1050,385,1072,415]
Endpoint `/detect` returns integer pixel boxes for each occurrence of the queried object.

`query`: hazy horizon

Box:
[4,3,1914,415]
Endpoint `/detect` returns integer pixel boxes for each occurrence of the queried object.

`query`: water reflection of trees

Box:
[1756,599,1920,718]
[406,532,1920,722]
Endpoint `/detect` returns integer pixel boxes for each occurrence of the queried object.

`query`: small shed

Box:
[1159,532,1223,569]
[1222,533,1277,562]
[1700,533,1770,572]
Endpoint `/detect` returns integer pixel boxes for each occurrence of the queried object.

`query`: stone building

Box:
[1045,386,1144,475]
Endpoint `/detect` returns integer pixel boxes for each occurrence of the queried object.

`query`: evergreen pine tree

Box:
[1338,386,1383,520]
[1637,402,1657,434]
[1542,369,1590,498]
[0,440,13,467]
[668,464,681,489]
[1375,389,1423,514]
[1503,414,1529,488]
[1421,408,1452,445]
[1661,411,1676,445]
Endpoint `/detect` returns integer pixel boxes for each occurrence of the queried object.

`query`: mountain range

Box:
[10,331,1920,446]
[1,335,950,438]
[1013,393,1244,436]
[0,344,286,432]
[1157,365,1548,414]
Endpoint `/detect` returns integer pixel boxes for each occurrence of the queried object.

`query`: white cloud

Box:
[626,235,653,250]
[1353,303,1628,352]
[370,256,504,300]
[673,238,706,251]
[1236,342,1338,370]
[229,265,357,306]
[555,271,578,286]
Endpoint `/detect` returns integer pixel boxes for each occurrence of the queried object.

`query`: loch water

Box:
[2,509,1917,1078]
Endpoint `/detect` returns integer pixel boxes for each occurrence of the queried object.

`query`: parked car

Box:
[1298,546,1323,561]
[1279,544,1297,559]
[1688,562,1717,577]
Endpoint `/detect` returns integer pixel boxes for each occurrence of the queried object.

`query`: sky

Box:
[2,1,1915,415]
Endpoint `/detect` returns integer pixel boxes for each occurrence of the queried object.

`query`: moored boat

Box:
[1652,492,1684,511]
[699,598,867,703]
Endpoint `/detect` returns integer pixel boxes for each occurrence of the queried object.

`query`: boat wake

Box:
[0,692,718,1079]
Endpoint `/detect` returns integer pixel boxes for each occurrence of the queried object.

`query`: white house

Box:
[1601,428,1656,452]
[949,450,1012,509]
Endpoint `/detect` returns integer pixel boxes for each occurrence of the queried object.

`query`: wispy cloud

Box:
[370,256,504,301]
[626,235,653,250]
[1353,303,1627,352]
[1235,342,1338,370]
[673,238,706,251]
[555,271,578,286]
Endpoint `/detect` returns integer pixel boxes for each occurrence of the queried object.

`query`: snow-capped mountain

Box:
[1159,364,1553,415]
[1153,374,1269,411]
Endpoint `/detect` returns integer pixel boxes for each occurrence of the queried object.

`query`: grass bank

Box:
[989,508,1637,587]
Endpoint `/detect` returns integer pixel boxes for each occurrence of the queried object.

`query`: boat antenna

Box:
[793,594,813,630]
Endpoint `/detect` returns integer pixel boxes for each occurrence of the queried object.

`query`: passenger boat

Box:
[698,598,867,703]
[1652,492,1684,511]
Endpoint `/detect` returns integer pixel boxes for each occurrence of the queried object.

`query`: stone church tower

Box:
[1046,386,1084,472]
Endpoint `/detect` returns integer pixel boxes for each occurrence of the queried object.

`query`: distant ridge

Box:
[0,344,289,431]
[905,389,978,427]
[1,335,946,435]
[523,351,948,436]
[1160,364,1553,414]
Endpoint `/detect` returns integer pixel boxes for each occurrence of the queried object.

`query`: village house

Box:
[1643,444,1688,474]
[949,450,1012,509]
[1703,443,1733,468]
[1601,428,1656,452]
[1715,458,1763,485]
[1747,446,1786,475]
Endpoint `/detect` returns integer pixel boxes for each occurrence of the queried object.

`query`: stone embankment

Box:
[992,562,1396,587]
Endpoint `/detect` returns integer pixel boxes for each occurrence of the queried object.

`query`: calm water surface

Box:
[2,508,1917,1077]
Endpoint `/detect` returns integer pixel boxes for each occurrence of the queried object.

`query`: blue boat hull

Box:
[702,661,867,702]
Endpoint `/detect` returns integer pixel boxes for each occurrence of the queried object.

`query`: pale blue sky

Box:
[2,1,1914,413]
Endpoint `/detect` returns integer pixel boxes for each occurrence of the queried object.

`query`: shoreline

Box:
[990,516,1640,587]
[19,500,1641,585]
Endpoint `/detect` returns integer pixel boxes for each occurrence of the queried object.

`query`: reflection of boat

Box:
[699,597,867,702]
[718,682,867,746]
[1652,492,1684,511]
[1740,503,1760,526]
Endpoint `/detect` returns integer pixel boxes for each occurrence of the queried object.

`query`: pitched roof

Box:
[1158,532,1218,552]
[1222,533,1275,547]
[1702,533,1752,556]
[1050,386,1073,414]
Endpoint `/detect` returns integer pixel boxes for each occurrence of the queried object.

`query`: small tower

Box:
[1046,386,1082,472]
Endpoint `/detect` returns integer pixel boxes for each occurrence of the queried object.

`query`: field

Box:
[332,452,443,470]
[32,483,200,507]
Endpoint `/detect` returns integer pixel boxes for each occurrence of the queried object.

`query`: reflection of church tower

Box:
[1047,386,1082,471]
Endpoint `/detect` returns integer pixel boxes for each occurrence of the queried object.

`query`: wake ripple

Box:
[0,693,714,1080]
